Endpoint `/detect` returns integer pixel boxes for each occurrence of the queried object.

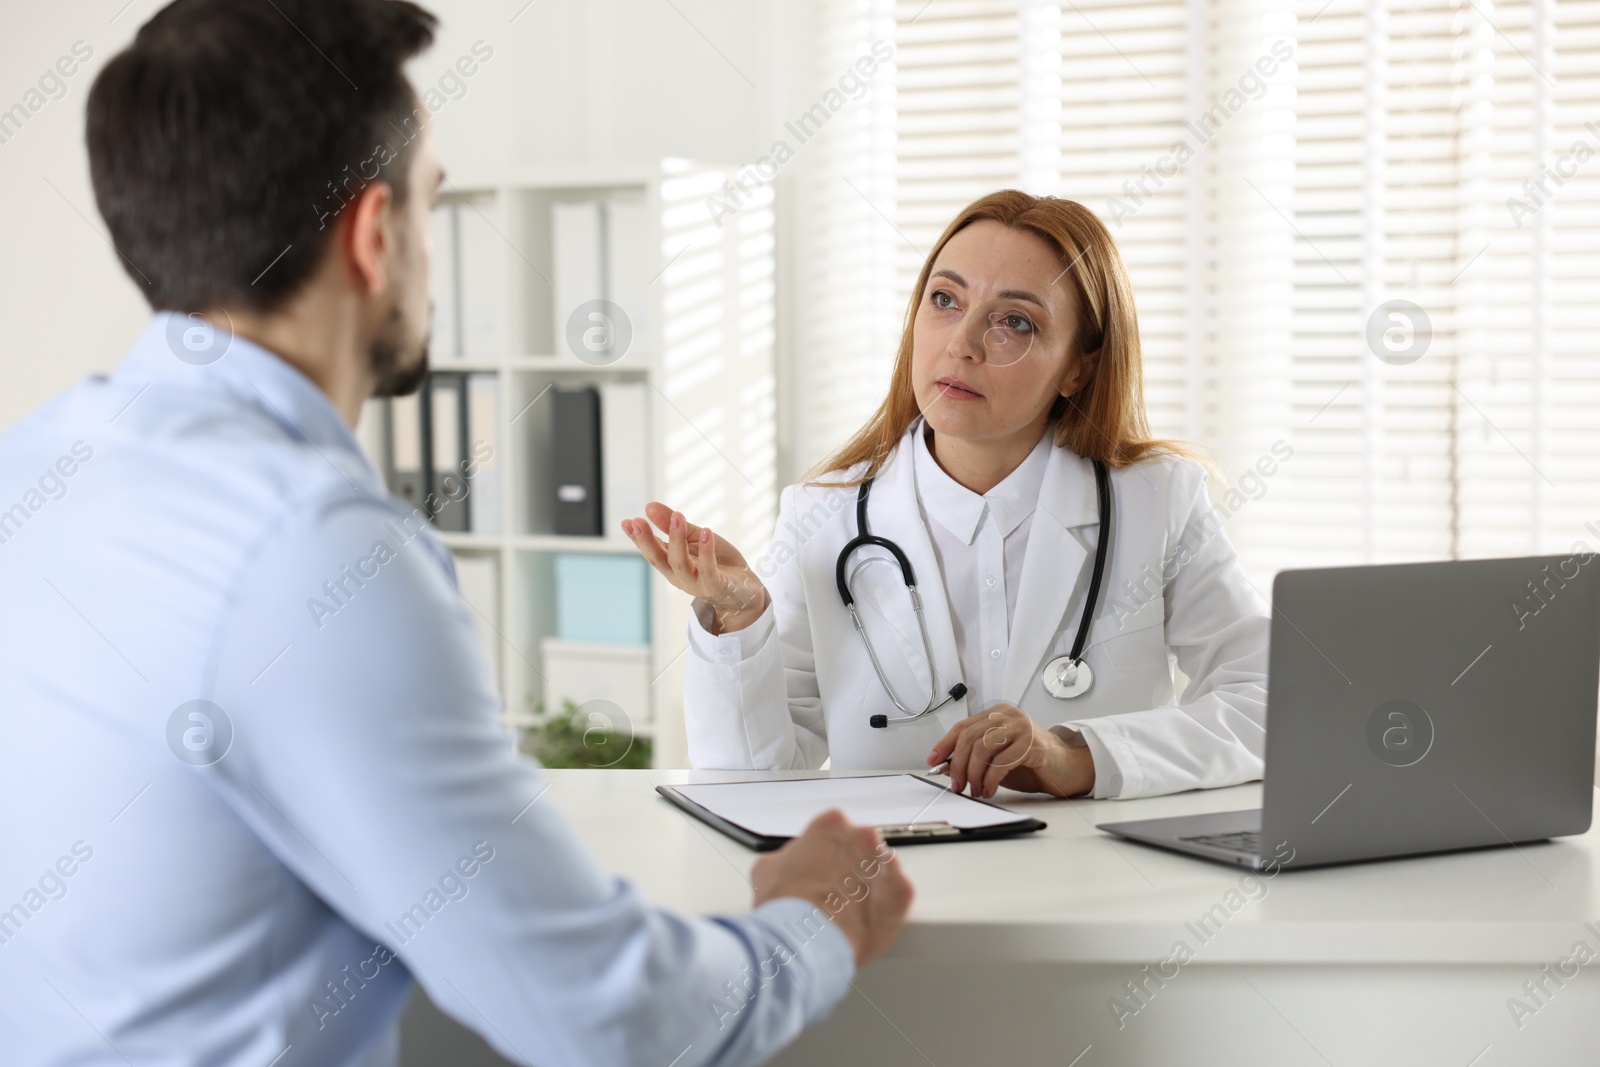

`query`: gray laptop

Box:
[1098,555,1600,870]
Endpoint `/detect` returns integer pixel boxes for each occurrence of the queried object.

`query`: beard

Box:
[368,302,430,398]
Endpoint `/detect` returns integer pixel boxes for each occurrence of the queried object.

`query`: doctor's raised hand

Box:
[623,501,768,635]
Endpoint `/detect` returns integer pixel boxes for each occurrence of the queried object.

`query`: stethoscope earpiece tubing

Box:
[835,478,918,606]
[1067,459,1112,664]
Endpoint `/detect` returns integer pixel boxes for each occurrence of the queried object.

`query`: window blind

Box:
[1285,0,1600,572]
[785,0,893,472]
[807,0,1600,579]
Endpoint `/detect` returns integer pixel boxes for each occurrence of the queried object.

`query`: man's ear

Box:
[342,180,396,296]
[1061,349,1100,398]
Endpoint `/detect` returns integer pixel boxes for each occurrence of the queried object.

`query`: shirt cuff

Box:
[738,896,857,1024]
[1050,722,1125,798]
[688,596,775,663]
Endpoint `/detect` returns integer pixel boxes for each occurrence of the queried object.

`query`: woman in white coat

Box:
[622,190,1270,801]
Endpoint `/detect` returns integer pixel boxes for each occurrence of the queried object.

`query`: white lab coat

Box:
[683,423,1270,799]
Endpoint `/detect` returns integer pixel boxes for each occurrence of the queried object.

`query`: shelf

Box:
[508,356,651,373]
[437,532,504,551]
[435,533,642,555]
[357,159,778,770]
[428,356,652,374]
[428,356,502,372]
[513,535,638,554]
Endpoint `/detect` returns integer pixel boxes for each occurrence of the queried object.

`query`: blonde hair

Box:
[807,189,1199,486]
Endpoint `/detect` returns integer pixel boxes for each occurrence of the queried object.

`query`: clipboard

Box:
[656,773,1047,852]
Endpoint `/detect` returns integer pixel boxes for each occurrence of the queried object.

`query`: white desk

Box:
[547,768,1600,1067]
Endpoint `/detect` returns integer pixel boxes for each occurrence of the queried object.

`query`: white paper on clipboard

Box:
[669,775,1027,838]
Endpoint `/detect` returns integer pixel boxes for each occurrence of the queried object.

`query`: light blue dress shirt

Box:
[0,314,853,1066]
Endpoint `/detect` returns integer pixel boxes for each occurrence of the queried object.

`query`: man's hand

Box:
[926,703,1095,799]
[751,809,914,968]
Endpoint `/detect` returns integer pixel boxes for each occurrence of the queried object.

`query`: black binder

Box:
[425,372,471,533]
[383,393,424,512]
[551,384,603,536]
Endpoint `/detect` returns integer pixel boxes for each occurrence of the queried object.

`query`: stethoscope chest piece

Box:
[1043,655,1093,699]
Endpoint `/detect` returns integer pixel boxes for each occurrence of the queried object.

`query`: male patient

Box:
[0,1,911,1064]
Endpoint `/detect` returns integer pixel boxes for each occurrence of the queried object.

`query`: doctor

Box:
[623,190,1270,801]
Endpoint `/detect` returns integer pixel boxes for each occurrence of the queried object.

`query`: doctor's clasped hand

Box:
[926,703,1095,799]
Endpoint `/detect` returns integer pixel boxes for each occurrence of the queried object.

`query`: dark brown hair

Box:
[87,0,437,312]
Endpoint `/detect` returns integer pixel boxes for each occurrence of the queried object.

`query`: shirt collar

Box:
[113,312,369,463]
[911,418,1055,545]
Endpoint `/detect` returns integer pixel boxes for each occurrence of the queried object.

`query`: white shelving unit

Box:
[356,160,778,768]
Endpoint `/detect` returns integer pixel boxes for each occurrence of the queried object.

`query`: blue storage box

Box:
[555,553,651,644]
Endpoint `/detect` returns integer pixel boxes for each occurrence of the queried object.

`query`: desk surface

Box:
[544,769,1600,966]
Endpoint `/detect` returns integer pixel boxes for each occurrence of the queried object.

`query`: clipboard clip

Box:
[877,821,960,838]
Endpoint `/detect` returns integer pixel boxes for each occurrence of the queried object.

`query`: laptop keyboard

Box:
[1180,830,1260,855]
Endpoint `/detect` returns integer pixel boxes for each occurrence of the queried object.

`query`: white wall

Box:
[0,5,143,431]
[0,0,819,441]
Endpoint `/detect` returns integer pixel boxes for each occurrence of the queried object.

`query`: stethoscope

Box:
[837,456,1112,729]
